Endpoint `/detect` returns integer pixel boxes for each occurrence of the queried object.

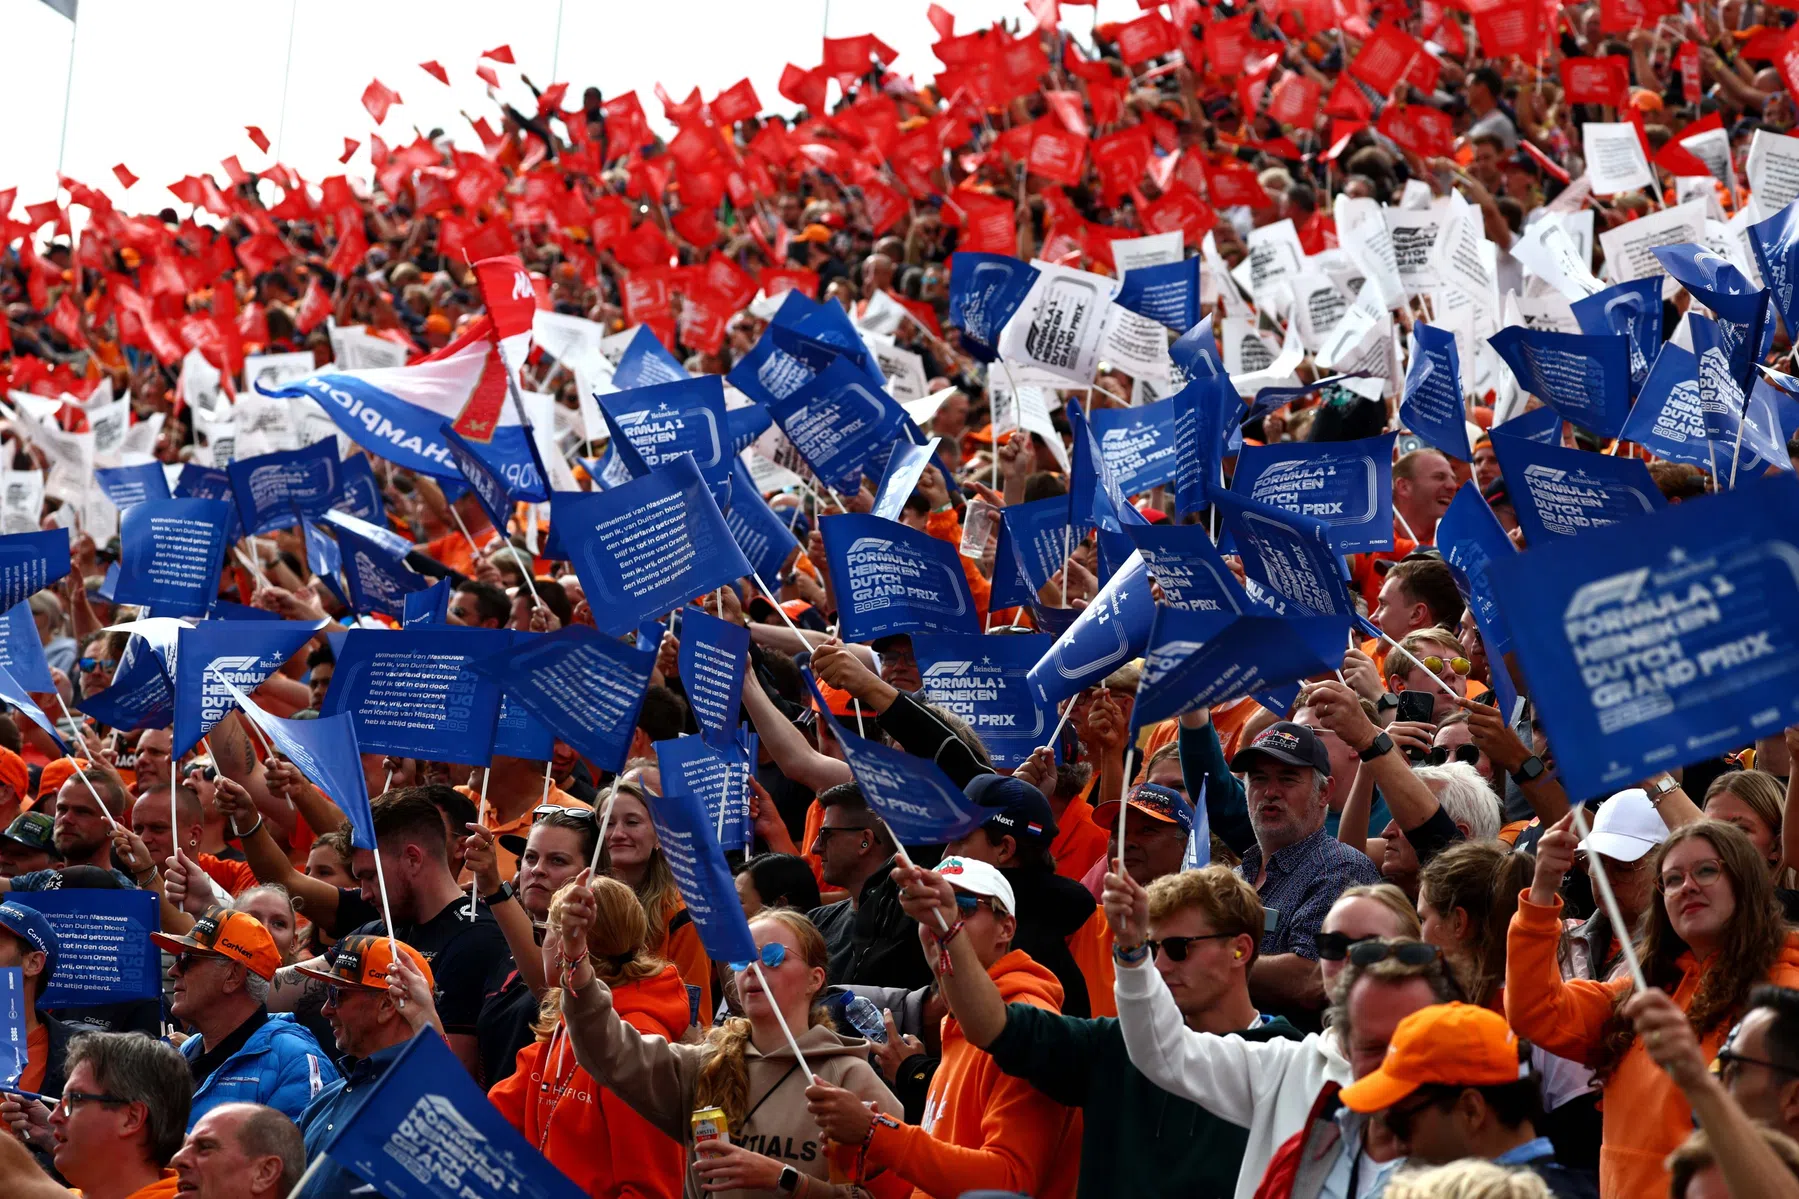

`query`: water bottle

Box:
[837,993,888,1043]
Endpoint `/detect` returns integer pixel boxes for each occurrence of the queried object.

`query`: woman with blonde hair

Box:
[1701,770,1797,896]
[488,876,687,1197]
[1383,1159,1551,1199]
[599,771,716,1026]
[558,890,904,1198]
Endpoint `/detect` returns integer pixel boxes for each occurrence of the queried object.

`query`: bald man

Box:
[170,1103,305,1199]
[132,786,256,897]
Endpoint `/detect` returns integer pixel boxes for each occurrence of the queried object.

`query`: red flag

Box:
[1560,57,1629,105]
[671,205,720,248]
[221,156,250,187]
[1043,90,1090,138]
[1206,14,1256,76]
[361,79,401,124]
[703,252,758,310]
[1676,44,1702,104]
[859,178,907,235]
[235,232,286,276]
[237,301,270,346]
[245,126,270,154]
[1520,139,1572,185]
[1267,74,1322,128]
[476,63,501,90]
[779,63,830,113]
[1473,6,1538,59]
[297,279,331,334]
[1142,182,1216,246]
[927,2,955,36]
[759,267,820,300]
[1350,24,1425,96]
[1116,12,1177,63]
[1377,105,1454,158]
[712,78,762,125]
[419,60,449,85]
[1027,119,1088,188]
[482,44,515,63]
[48,294,85,348]
[112,163,138,189]
[537,82,569,116]
[470,256,538,342]
[1092,126,1153,203]
[821,34,897,81]
[338,138,359,164]
[1207,161,1272,208]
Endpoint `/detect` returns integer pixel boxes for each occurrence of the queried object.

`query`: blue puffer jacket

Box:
[183,1011,341,1127]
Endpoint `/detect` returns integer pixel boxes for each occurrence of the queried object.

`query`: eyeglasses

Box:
[1146,932,1238,962]
[1716,1048,1799,1086]
[1382,1087,1454,1140]
[56,1090,131,1118]
[1657,859,1725,894]
[1314,931,1381,961]
[1420,655,1471,677]
[1346,940,1442,968]
[76,658,117,672]
[1424,744,1482,767]
[728,942,789,972]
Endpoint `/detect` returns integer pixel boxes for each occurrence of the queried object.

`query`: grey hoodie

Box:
[563,975,903,1199]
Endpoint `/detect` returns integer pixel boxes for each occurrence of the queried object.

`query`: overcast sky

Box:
[2,0,1142,217]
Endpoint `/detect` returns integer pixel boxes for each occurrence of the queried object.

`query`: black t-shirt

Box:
[191,1008,268,1082]
[341,894,515,1045]
[476,969,540,1085]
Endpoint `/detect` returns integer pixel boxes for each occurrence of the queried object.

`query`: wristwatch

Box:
[777,1165,801,1194]
[1511,755,1547,786]
[482,881,517,907]
[1358,731,1395,762]
[1375,691,1401,713]
[1646,775,1681,807]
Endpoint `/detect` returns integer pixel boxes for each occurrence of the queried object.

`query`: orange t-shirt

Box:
[199,854,258,897]
[1050,798,1109,882]
[19,1024,46,1093]
[455,783,584,881]
[123,1173,181,1199]
[425,521,501,577]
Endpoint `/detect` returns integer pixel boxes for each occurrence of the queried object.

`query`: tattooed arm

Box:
[208,712,299,844]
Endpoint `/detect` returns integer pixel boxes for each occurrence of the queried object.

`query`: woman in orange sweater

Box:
[489,877,688,1197]
[598,776,714,1028]
[1505,816,1799,1199]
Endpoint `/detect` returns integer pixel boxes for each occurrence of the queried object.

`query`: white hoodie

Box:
[1115,956,1353,1199]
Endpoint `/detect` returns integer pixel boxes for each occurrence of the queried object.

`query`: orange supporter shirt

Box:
[454,784,585,881]
[1067,908,1116,1019]
[19,1024,46,1093]
[425,521,501,577]
[1050,798,1109,882]
[659,900,715,1029]
[926,508,990,627]
[199,854,258,897]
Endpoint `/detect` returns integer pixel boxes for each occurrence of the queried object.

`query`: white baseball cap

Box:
[1578,789,1670,863]
[936,856,1016,917]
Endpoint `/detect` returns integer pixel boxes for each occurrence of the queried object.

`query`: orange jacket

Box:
[925,508,990,627]
[1505,891,1799,1199]
[1050,798,1109,882]
[1065,907,1116,1019]
[864,948,1082,1198]
[488,966,690,1197]
[657,900,714,1030]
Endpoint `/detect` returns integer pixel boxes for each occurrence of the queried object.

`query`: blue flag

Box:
[723,458,804,583]
[491,634,556,760]
[319,1028,585,1199]
[440,421,533,536]
[948,253,1040,362]
[1402,324,1471,461]
[1026,551,1155,708]
[768,356,907,493]
[1211,489,1355,617]
[912,633,1052,769]
[655,735,751,852]
[209,600,282,622]
[599,376,732,503]
[0,661,65,753]
[1653,243,1771,391]
[1750,201,1799,366]
[465,627,656,774]
[998,496,1078,606]
[172,464,242,545]
[1171,369,1245,517]
[1115,257,1200,332]
[1491,432,1666,543]
[222,676,374,848]
[807,670,992,844]
[677,607,750,746]
[321,628,508,767]
[227,440,344,536]
[1124,523,1257,615]
[1133,609,1351,732]
[0,968,24,1087]
[0,602,53,692]
[172,619,323,757]
[334,453,387,525]
[114,499,230,617]
[1620,343,1713,470]
[94,463,170,510]
[402,578,451,627]
[555,455,753,638]
[1231,433,1397,555]
[320,508,414,559]
[0,531,69,614]
[1487,325,1633,439]
[1091,398,1180,496]
[1571,277,1662,398]
[1492,405,1562,444]
[1489,473,1799,798]
[11,890,160,1007]
[333,520,432,619]
[1068,399,1148,537]
[631,756,757,964]
[613,325,691,390]
[74,634,174,732]
[820,513,979,642]
[1435,483,1519,658]
[870,438,942,521]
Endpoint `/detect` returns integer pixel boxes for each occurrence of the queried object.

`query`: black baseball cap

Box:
[1231,721,1332,777]
[964,774,1058,850]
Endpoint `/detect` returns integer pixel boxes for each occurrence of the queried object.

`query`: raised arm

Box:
[212,777,340,922]
[207,713,299,844]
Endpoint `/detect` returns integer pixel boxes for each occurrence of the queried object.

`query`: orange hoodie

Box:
[488,965,691,1197]
[864,948,1083,1199]
[926,507,990,626]
[1505,891,1799,1199]
[659,900,714,1029]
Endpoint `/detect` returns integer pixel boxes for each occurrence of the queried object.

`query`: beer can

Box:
[691,1106,729,1147]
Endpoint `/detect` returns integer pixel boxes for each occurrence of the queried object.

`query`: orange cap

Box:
[812,677,876,720]
[1338,1003,1526,1112]
[0,747,28,802]
[295,933,434,992]
[32,758,89,808]
[150,906,284,980]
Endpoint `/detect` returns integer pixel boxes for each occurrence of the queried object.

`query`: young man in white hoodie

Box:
[1107,869,1457,1199]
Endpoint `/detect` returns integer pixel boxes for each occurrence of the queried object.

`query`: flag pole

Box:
[1567,803,1648,990]
[589,782,619,875]
[285,1154,327,1199]
[466,766,491,918]
[1364,624,1464,700]
[549,0,567,81]
[54,9,79,177]
[273,0,299,161]
[48,693,118,828]
[750,958,817,1078]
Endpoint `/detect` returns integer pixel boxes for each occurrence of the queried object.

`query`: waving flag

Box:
[115,500,230,617]
[598,376,732,499]
[656,735,752,851]
[1115,257,1200,332]
[0,660,65,753]
[1133,609,1350,730]
[677,607,750,746]
[322,628,508,766]
[1232,433,1397,555]
[769,356,908,493]
[80,636,176,732]
[1492,432,1666,542]
[260,317,534,482]
[821,513,978,642]
[94,463,171,510]
[0,602,53,693]
[1571,277,1662,398]
[1749,199,1799,359]
[173,619,325,756]
[1621,343,1713,468]
[467,627,656,774]
[723,458,804,582]
[1211,490,1355,617]
[1027,551,1155,707]
[227,440,344,535]
[0,532,69,613]
[1091,398,1179,496]
[331,519,431,618]
[1653,243,1772,391]
[1125,523,1256,614]
[948,253,1040,362]
[1488,325,1633,439]
[912,634,1052,769]
[612,325,691,390]
[1401,324,1471,461]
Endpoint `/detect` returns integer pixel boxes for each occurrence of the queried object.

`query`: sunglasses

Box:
[1347,940,1442,968]
[1383,1087,1454,1140]
[1421,655,1471,677]
[1424,744,1482,767]
[729,942,789,972]
[953,893,1001,916]
[1145,932,1238,962]
[533,804,594,822]
[76,658,118,672]
[1314,931,1380,961]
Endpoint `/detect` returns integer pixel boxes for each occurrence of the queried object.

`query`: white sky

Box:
[2,0,1144,217]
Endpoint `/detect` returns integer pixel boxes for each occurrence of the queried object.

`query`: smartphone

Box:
[1396,690,1436,727]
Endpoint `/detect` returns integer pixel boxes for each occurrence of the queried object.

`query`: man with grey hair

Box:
[1371,760,1503,900]
[150,907,336,1129]
[49,1030,193,1198]
[169,1102,306,1199]
[1227,719,1381,1019]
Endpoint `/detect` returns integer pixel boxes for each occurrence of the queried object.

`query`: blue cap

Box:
[0,902,57,988]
